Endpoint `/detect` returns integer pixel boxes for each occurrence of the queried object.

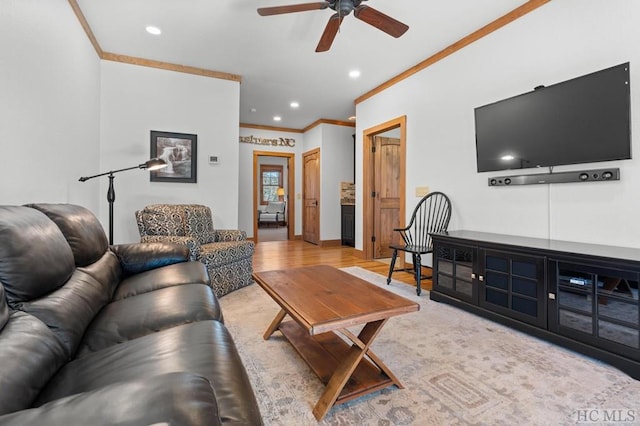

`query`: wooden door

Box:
[303,148,320,245]
[373,136,401,258]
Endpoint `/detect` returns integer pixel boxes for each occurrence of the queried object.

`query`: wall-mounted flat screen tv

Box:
[475,62,631,173]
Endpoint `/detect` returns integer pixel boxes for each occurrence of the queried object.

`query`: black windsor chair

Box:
[386,191,452,295]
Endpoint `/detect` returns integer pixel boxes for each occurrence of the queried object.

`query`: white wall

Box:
[355,0,640,249]
[238,128,302,237]
[1,0,100,209]
[100,61,241,243]
[238,124,353,241]
[318,124,355,241]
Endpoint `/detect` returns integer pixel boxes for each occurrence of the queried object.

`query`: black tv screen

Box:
[475,62,631,173]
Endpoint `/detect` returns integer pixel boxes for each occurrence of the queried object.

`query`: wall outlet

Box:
[208,155,220,164]
[416,186,430,197]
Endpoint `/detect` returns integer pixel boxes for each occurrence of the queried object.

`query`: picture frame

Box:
[150,130,197,183]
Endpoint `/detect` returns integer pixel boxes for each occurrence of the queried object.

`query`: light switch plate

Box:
[416,186,430,197]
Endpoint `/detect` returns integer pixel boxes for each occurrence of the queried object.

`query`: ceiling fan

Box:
[257,0,409,52]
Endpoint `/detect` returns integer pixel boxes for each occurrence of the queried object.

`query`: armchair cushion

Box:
[137,205,186,237]
[200,241,255,268]
[214,229,247,242]
[140,235,201,260]
[264,201,285,214]
[184,205,216,244]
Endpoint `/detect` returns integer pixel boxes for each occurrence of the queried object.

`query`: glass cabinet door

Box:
[553,261,639,360]
[479,250,546,327]
[434,244,477,303]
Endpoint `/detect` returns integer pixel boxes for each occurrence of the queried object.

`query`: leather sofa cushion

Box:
[76,251,122,301]
[0,206,75,305]
[37,321,262,425]
[0,286,8,331]
[16,269,112,357]
[27,204,109,267]
[0,309,67,415]
[0,372,221,426]
[76,284,223,356]
[113,261,209,300]
[111,242,190,276]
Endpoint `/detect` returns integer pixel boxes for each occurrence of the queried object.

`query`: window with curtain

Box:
[260,165,283,205]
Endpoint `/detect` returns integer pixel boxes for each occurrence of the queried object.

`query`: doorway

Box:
[252,151,295,243]
[362,116,406,261]
[302,148,320,245]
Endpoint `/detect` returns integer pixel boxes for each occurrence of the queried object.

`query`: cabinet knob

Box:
[471,273,476,279]
[479,275,484,282]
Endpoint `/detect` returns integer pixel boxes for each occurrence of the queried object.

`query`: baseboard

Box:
[319,239,342,247]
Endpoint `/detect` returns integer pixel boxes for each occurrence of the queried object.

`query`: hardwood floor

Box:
[253,239,433,292]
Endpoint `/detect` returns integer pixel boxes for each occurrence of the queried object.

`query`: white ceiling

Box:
[77,0,526,130]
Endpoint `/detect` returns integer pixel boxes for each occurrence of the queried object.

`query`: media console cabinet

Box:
[430,230,640,379]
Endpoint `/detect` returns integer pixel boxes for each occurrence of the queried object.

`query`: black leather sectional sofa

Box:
[0,203,262,425]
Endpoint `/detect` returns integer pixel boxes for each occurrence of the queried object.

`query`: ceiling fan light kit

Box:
[257,0,409,52]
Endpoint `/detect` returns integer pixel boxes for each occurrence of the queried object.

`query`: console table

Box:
[430,230,640,379]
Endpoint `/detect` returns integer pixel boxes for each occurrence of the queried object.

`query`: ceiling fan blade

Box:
[258,2,329,16]
[316,13,343,52]
[353,5,409,38]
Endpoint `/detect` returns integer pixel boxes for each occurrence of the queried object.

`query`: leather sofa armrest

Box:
[139,235,201,261]
[111,242,190,277]
[213,230,247,242]
[0,372,222,426]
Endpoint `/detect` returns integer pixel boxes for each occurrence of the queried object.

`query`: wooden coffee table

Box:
[252,265,420,420]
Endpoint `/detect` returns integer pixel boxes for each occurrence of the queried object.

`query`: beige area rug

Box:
[219,267,640,425]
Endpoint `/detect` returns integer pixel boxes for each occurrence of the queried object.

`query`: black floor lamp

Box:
[79,158,167,244]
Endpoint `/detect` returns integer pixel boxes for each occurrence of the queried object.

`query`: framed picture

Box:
[150,130,197,183]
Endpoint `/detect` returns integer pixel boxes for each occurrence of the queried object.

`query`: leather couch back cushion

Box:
[0,285,8,331]
[17,269,112,357]
[0,206,75,304]
[184,205,216,244]
[27,204,108,267]
[0,310,67,415]
[77,251,123,300]
[140,205,186,236]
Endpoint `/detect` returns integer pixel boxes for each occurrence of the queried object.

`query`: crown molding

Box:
[302,119,356,133]
[354,0,551,105]
[240,123,304,133]
[101,52,241,82]
[68,0,241,82]
[68,0,102,57]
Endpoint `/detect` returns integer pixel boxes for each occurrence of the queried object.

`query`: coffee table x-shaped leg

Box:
[263,309,404,420]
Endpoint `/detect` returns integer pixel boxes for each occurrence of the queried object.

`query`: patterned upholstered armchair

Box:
[135,204,254,298]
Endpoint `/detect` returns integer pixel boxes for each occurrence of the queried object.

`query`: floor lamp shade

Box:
[78,158,167,244]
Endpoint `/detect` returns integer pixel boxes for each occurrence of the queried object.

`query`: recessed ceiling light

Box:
[349,70,361,79]
[273,116,282,122]
[145,26,162,35]
[501,155,515,161]
[290,102,300,108]
[250,108,257,112]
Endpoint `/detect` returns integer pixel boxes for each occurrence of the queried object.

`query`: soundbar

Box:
[488,168,620,186]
